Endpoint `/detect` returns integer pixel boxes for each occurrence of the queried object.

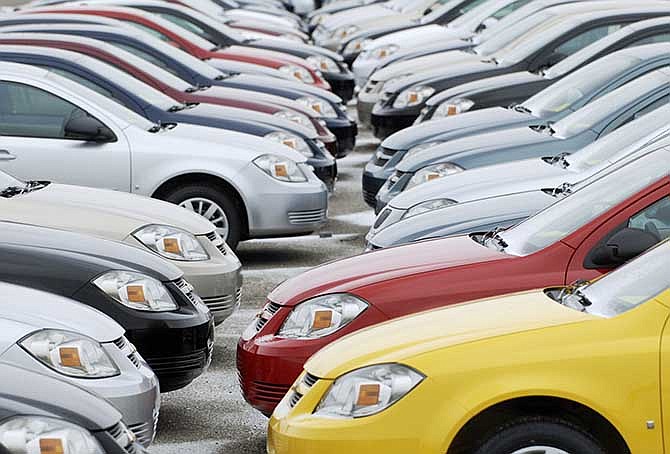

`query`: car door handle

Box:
[0,150,17,161]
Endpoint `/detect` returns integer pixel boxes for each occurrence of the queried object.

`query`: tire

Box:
[473,416,607,454]
[163,184,243,250]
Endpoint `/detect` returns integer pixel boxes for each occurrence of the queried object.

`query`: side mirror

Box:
[590,227,659,267]
[64,115,115,143]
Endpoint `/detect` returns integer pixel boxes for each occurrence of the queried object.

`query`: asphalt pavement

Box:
[151,109,378,454]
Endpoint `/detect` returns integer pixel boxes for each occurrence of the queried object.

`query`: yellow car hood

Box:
[306,290,596,379]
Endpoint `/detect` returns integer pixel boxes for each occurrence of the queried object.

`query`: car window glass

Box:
[0,81,90,139]
[156,12,218,45]
[491,0,532,20]
[582,239,669,317]
[474,9,555,56]
[628,197,670,241]
[500,149,670,256]
[600,94,670,136]
[421,0,468,22]
[439,0,487,23]
[109,42,183,78]
[628,32,670,46]
[551,23,627,58]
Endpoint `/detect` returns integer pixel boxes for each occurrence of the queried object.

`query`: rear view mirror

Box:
[590,227,659,267]
[64,115,116,143]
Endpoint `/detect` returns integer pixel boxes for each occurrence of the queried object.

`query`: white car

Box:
[0,281,159,447]
[0,62,328,250]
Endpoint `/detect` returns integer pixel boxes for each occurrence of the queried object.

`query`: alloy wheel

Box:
[180,197,230,240]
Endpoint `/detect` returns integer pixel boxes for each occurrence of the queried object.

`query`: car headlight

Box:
[403,198,457,219]
[20,329,120,379]
[296,96,337,118]
[279,65,315,84]
[264,131,314,158]
[277,294,368,339]
[0,417,106,454]
[333,25,358,40]
[306,55,339,73]
[273,110,318,134]
[315,364,424,418]
[433,98,475,119]
[253,154,307,182]
[344,38,371,55]
[406,163,464,190]
[93,271,178,312]
[404,141,444,159]
[393,85,435,109]
[363,44,399,60]
[133,225,209,261]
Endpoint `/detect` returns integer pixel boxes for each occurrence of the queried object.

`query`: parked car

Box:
[0,362,147,454]
[0,14,357,157]
[367,104,670,245]
[0,169,243,324]
[361,42,670,206]
[376,68,670,209]
[268,239,670,454]
[420,16,670,122]
[0,38,338,189]
[237,145,670,415]
[370,4,670,137]
[0,282,159,446]
[0,62,328,248]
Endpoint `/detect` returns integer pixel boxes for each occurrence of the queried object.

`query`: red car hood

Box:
[269,235,510,307]
[221,45,309,67]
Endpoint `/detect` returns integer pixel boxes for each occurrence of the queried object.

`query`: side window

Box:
[110,43,183,77]
[553,23,628,58]
[629,197,670,240]
[628,32,670,46]
[157,13,218,44]
[0,81,88,139]
[600,94,670,136]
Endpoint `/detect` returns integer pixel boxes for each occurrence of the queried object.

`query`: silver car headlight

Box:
[253,154,307,182]
[264,131,314,158]
[315,364,424,418]
[93,271,178,312]
[306,55,340,73]
[272,110,318,135]
[333,25,358,40]
[404,141,444,160]
[406,163,464,190]
[433,98,475,119]
[403,199,457,219]
[393,85,435,109]
[277,294,368,339]
[363,44,399,60]
[297,96,337,118]
[279,65,315,84]
[0,417,105,454]
[20,329,120,379]
[344,38,372,55]
[133,225,209,261]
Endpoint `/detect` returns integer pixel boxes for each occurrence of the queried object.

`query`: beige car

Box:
[0,169,242,324]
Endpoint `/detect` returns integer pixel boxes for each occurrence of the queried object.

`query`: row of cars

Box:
[0,0,358,452]
[231,0,670,452]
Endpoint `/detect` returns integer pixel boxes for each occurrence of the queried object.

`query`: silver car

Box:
[0,62,328,250]
[0,282,159,447]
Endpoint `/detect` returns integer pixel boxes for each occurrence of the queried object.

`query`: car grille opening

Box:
[255,301,282,332]
[288,208,327,225]
[202,287,242,315]
[127,420,155,448]
[206,231,228,255]
[374,209,392,229]
[288,373,320,408]
[146,350,209,375]
[113,337,142,370]
[174,278,200,307]
[108,422,138,454]
[363,188,378,207]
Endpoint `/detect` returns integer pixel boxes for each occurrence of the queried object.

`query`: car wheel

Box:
[473,416,607,454]
[164,184,242,250]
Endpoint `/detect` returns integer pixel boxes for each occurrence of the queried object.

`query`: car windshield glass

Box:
[157,8,246,44]
[580,240,670,317]
[121,14,216,50]
[567,104,670,172]
[439,0,489,28]
[420,0,467,23]
[473,9,557,56]
[500,148,670,256]
[0,171,23,189]
[522,54,641,118]
[552,70,669,137]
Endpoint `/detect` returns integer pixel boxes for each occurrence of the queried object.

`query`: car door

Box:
[0,79,132,191]
[565,188,670,284]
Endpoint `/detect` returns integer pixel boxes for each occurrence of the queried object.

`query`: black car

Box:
[419,16,670,121]
[0,17,357,157]
[370,4,670,138]
[0,364,147,454]
[0,221,214,392]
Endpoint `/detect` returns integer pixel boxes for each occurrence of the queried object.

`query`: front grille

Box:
[113,337,141,370]
[107,422,137,454]
[128,352,142,368]
[241,380,291,407]
[288,208,327,225]
[289,392,302,407]
[146,350,208,374]
[303,373,319,387]
[372,147,399,166]
[374,208,392,229]
[288,373,320,408]
[113,337,128,350]
[363,188,378,207]
[202,287,242,315]
[174,278,199,306]
[255,301,281,332]
[206,231,228,255]
[363,79,382,95]
[127,420,155,448]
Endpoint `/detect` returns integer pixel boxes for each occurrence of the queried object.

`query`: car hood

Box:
[390,157,569,209]
[385,59,495,92]
[372,49,480,82]
[229,73,343,103]
[269,234,509,306]
[427,71,545,106]
[2,183,214,241]
[383,106,531,149]
[321,4,394,30]
[306,290,594,379]
[251,38,343,61]
[0,283,124,351]
[370,24,464,49]
[224,44,311,66]
[396,126,554,172]
[201,85,321,118]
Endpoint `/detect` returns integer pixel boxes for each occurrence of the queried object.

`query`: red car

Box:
[238,146,670,415]
[0,33,338,153]
[26,5,331,90]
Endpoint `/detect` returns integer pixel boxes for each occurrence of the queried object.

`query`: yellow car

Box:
[268,239,670,454]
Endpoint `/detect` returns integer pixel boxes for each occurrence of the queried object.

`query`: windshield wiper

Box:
[0,180,49,198]
[549,151,570,168]
[512,104,531,114]
[148,121,178,133]
[542,181,573,198]
[185,85,212,93]
[211,44,229,51]
[215,72,236,81]
[482,226,508,252]
[556,280,592,312]
[168,102,200,112]
[529,122,556,136]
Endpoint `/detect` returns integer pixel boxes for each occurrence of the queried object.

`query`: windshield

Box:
[523,54,641,118]
[420,0,466,23]
[580,239,670,317]
[552,69,669,137]
[156,8,246,45]
[120,13,216,50]
[0,171,23,189]
[500,148,670,256]
[473,9,557,56]
[567,104,670,172]
[440,0,489,28]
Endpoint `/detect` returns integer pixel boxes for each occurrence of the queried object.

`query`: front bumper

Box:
[362,157,395,209]
[311,158,338,192]
[356,92,378,126]
[371,107,420,140]
[324,118,357,158]
[324,71,356,102]
[352,57,379,88]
